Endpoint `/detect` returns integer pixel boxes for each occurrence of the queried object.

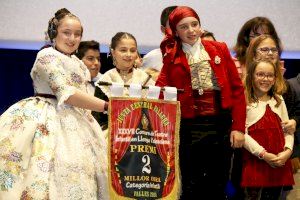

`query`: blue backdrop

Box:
[0,48,299,114]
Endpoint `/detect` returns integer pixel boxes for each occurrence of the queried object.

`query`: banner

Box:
[108,97,181,200]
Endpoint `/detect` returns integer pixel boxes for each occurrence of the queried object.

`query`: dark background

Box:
[0,48,115,114]
[0,48,299,114]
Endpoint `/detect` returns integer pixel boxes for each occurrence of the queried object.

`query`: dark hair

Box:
[47,8,82,42]
[160,6,177,27]
[201,30,216,41]
[76,40,100,59]
[234,16,281,65]
[110,32,137,51]
[245,59,283,107]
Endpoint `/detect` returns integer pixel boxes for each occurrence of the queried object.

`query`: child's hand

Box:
[230,130,245,148]
[271,149,292,167]
[281,119,296,134]
[270,149,292,167]
[263,152,278,168]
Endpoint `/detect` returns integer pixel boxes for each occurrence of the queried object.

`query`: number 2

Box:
[142,155,151,174]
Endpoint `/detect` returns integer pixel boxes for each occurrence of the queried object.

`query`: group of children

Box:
[0,5,299,200]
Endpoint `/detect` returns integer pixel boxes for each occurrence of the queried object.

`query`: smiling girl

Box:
[242,59,294,199]
[0,8,108,199]
[93,32,154,130]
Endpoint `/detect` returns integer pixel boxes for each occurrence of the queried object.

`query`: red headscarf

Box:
[160,6,200,64]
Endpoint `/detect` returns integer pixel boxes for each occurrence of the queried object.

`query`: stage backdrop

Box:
[0,0,300,55]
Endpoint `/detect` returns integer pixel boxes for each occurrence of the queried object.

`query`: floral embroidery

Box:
[0,170,15,191]
[31,180,49,192]
[49,72,65,94]
[71,73,82,84]
[20,181,49,199]
[20,189,32,200]
[35,124,49,137]
[7,104,41,131]
[9,116,24,131]
[6,151,22,162]
[68,185,84,199]
[60,114,78,131]
[0,138,12,155]
[37,54,56,65]
[1,140,22,177]
[37,158,54,173]
[23,107,40,120]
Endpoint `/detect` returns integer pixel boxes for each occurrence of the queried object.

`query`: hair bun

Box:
[55,8,70,18]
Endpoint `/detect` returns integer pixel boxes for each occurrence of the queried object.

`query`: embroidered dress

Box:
[0,47,108,199]
[97,68,154,98]
[241,105,294,187]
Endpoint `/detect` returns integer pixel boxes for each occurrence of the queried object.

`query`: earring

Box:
[112,57,116,66]
[52,39,56,48]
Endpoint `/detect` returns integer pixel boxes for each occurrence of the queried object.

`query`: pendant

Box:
[198,88,204,95]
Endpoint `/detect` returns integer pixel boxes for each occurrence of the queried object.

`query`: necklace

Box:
[54,46,72,57]
[117,68,133,83]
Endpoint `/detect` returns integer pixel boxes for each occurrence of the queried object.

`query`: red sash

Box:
[193,90,221,116]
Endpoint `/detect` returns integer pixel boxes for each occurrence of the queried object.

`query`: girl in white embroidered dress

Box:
[0,8,109,200]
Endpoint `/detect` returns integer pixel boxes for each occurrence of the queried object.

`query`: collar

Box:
[182,38,210,63]
[182,38,201,56]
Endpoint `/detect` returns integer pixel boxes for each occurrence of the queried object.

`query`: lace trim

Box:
[57,87,76,110]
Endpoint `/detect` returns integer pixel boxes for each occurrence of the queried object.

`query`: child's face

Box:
[55,17,82,55]
[175,17,201,45]
[82,49,101,79]
[111,38,137,71]
[255,38,279,65]
[253,62,275,98]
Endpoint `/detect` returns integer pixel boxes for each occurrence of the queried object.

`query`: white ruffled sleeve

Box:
[33,53,76,108]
